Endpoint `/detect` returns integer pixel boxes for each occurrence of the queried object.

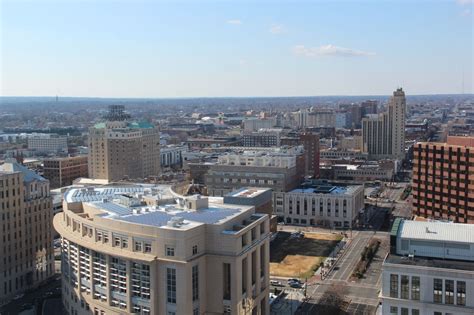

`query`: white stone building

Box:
[381,219,474,315]
[273,184,364,229]
[27,134,68,153]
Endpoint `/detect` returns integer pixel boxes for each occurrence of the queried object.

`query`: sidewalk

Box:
[270,289,305,315]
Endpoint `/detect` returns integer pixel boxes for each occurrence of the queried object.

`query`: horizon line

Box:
[1,92,473,100]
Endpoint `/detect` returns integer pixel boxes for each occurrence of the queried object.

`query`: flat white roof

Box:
[228,187,270,198]
[64,185,252,230]
[400,220,474,244]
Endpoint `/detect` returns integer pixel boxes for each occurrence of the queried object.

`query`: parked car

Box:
[287,278,300,284]
[289,282,303,288]
[270,280,283,287]
[13,293,24,300]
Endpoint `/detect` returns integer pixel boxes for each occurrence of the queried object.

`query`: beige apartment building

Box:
[0,160,54,304]
[362,88,406,160]
[88,105,160,182]
[53,184,270,315]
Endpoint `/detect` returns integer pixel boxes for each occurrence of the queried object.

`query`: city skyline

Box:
[1,0,473,98]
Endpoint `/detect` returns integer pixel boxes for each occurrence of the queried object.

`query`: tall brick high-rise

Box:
[412,136,474,223]
[299,132,320,178]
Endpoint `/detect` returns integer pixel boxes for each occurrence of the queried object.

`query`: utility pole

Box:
[304,277,308,297]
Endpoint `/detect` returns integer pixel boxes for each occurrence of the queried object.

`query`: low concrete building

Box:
[160,145,187,169]
[27,134,68,154]
[321,160,398,182]
[381,219,474,315]
[205,146,305,196]
[242,129,282,147]
[273,184,364,229]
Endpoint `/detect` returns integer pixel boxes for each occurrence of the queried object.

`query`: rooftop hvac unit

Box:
[167,216,184,227]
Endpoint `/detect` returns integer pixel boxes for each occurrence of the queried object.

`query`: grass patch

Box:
[270,232,342,278]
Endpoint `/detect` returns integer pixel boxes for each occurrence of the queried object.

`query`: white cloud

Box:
[456,0,473,5]
[226,19,242,25]
[239,59,247,66]
[269,24,286,35]
[461,8,472,16]
[292,44,375,57]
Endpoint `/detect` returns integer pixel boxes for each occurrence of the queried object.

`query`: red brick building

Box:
[412,136,474,223]
[43,155,88,188]
[299,132,320,179]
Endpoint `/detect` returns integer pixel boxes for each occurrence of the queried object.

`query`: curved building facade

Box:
[53,184,270,315]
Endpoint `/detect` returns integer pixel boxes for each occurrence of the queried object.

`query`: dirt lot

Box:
[270,231,342,278]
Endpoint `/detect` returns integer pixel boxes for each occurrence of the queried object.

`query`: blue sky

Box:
[1,0,472,97]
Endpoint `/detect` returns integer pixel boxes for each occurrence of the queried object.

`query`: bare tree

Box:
[316,283,348,315]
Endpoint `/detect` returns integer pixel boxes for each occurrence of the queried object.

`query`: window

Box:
[401,308,408,315]
[192,245,198,255]
[390,306,398,315]
[390,274,398,298]
[223,263,231,300]
[434,312,442,315]
[242,234,248,247]
[166,268,176,304]
[192,265,199,301]
[193,307,199,315]
[113,234,127,248]
[411,276,420,300]
[411,310,419,315]
[166,246,175,257]
[457,281,466,306]
[134,242,142,252]
[444,279,454,304]
[144,242,152,253]
[401,275,409,299]
[433,279,443,303]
